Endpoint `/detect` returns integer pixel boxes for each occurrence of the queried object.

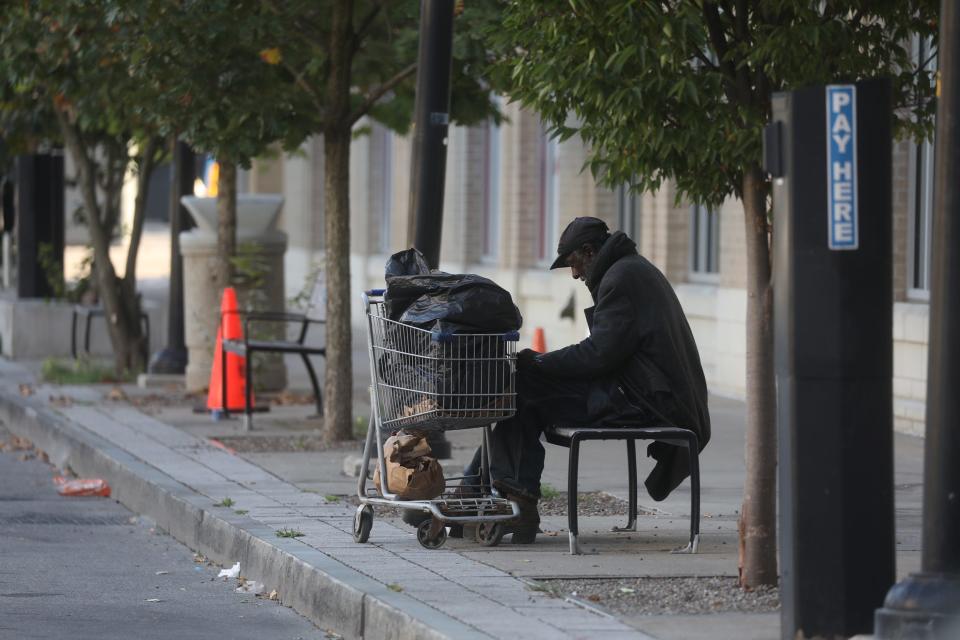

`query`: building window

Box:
[910,139,934,293]
[689,204,719,278]
[909,35,937,296]
[617,184,640,241]
[482,112,501,260]
[538,132,559,263]
[378,129,393,254]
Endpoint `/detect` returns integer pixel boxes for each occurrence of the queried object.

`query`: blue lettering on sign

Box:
[826,85,858,250]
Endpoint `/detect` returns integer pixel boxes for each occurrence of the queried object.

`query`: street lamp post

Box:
[148,140,196,375]
[407,0,456,459]
[875,2,960,636]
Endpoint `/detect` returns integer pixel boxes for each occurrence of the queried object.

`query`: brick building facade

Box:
[257,99,933,437]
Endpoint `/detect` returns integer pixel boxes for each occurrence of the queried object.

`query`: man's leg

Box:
[488,369,596,495]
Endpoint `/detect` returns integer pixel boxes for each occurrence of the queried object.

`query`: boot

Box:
[402,509,430,528]
[508,498,540,544]
[493,479,540,544]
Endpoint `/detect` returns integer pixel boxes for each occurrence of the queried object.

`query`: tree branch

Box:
[54,109,112,269]
[702,2,739,104]
[283,60,327,114]
[692,48,719,71]
[124,137,161,286]
[349,62,417,126]
[703,1,754,116]
[352,1,383,54]
[259,0,331,84]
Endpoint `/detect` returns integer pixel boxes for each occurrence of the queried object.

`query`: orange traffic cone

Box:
[207,287,252,413]
[532,327,547,353]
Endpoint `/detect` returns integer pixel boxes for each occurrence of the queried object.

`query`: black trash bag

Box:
[385,248,431,279]
[376,332,512,418]
[376,267,520,423]
[384,273,522,334]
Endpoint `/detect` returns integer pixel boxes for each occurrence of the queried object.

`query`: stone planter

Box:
[181,195,287,393]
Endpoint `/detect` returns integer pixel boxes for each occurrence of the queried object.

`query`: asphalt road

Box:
[0,422,333,640]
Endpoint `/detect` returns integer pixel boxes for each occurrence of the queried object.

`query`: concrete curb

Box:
[0,389,490,640]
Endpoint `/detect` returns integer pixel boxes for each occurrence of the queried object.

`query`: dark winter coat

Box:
[534,232,711,501]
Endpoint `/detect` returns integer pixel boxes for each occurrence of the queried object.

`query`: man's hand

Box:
[516,348,540,371]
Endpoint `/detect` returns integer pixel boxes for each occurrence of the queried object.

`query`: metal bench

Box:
[544,425,700,555]
[220,310,325,428]
[71,304,150,363]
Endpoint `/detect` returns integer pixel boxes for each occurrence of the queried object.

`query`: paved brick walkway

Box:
[47,401,647,639]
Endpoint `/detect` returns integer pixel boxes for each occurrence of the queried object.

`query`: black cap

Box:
[549,217,610,269]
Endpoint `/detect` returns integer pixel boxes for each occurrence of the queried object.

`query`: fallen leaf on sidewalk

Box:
[19,384,33,397]
[49,395,73,407]
[236,580,264,594]
[106,386,127,401]
[587,594,602,603]
[1,436,33,452]
[269,390,314,406]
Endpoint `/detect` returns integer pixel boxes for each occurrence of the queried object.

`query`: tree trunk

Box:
[739,165,778,587]
[216,160,237,291]
[56,112,145,372]
[323,0,355,443]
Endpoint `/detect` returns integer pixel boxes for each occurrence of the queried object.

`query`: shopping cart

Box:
[354,289,520,549]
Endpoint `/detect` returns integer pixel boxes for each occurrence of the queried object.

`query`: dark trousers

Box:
[473,367,649,496]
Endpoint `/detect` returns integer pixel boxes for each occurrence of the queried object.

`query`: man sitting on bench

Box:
[485,216,711,544]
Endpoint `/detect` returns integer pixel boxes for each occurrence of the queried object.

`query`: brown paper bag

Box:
[374,452,445,500]
[387,431,432,464]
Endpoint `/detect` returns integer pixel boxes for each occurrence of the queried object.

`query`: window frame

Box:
[906,34,936,301]
[378,128,393,255]
[688,203,720,283]
[481,111,501,262]
[538,131,560,264]
[617,183,641,241]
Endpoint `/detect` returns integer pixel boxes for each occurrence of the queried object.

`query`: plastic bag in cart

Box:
[385,247,432,279]
[384,272,522,334]
[378,249,521,420]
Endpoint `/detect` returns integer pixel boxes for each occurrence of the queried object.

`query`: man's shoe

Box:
[510,528,538,544]
[508,507,540,544]
[492,479,540,544]
[492,478,540,504]
[402,509,430,528]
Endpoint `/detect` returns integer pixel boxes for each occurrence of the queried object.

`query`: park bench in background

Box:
[71,304,150,363]
[221,272,325,428]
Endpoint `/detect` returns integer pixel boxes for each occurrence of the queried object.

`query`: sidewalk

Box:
[0,358,924,639]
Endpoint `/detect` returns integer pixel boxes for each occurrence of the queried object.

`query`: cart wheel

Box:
[475,522,504,547]
[354,505,373,543]
[416,519,447,549]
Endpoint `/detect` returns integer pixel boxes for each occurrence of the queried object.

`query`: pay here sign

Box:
[826,85,858,250]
